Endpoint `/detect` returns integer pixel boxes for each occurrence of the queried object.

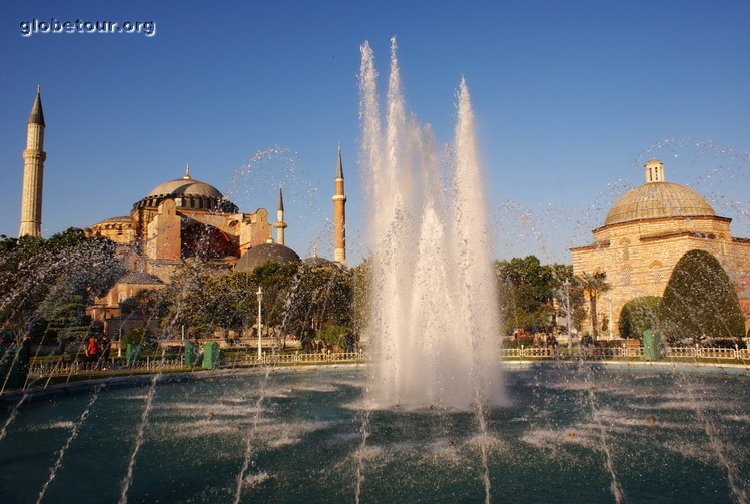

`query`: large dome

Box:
[234,243,301,273]
[133,166,237,213]
[147,177,223,198]
[604,181,716,227]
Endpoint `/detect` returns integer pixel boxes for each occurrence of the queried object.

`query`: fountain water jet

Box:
[360,38,503,410]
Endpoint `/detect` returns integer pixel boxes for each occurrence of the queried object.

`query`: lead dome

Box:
[132,164,238,213]
[603,159,716,227]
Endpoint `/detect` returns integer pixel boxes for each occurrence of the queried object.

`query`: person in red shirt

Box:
[84,337,101,365]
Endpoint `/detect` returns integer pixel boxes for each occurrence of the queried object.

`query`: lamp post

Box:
[607,296,613,340]
[564,279,572,352]
[256,286,263,360]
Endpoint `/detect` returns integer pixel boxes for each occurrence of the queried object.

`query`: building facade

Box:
[571,159,750,336]
[17,89,348,336]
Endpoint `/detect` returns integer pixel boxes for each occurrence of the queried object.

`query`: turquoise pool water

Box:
[1,364,748,503]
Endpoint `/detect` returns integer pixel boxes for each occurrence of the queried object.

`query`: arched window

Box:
[649,261,664,284]
[620,267,632,286]
[620,238,631,262]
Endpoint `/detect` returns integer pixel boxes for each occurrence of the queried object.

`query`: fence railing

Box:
[27,352,366,378]
[24,346,750,380]
[501,346,749,362]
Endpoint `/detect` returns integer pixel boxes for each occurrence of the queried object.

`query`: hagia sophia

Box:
[17,89,347,335]
[15,88,750,336]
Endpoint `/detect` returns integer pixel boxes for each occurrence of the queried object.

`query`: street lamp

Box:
[256,286,263,360]
[563,279,572,352]
[607,296,613,340]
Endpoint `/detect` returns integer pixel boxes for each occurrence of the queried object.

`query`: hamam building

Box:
[571,159,750,336]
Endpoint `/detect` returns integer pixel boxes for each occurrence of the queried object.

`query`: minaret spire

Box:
[333,143,347,265]
[336,142,344,179]
[19,87,47,237]
[273,185,287,245]
[28,86,45,127]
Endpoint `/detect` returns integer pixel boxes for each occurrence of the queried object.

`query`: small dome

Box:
[118,272,164,285]
[304,256,334,268]
[146,177,223,198]
[604,182,716,227]
[234,243,301,273]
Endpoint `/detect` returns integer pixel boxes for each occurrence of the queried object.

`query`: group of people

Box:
[83,334,111,367]
[532,332,558,350]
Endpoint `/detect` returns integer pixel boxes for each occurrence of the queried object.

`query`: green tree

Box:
[578,271,611,341]
[0,228,123,342]
[495,257,585,335]
[618,296,661,340]
[349,260,371,333]
[38,279,92,341]
[658,249,745,343]
[496,256,555,334]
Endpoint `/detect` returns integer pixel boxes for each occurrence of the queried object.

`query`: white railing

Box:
[233,352,366,366]
[664,347,696,358]
[698,347,737,360]
[27,352,366,379]
[624,347,644,357]
[27,357,187,377]
[500,346,750,362]
[23,345,750,380]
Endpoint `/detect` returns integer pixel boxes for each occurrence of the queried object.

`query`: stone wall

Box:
[572,216,750,336]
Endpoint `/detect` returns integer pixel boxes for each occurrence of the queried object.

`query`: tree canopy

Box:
[154,261,356,342]
[495,257,585,335]
[0,228,124,341]
[658,249,745,343]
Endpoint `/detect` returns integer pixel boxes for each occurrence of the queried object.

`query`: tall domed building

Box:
[571,159,750,336]
[15,88,349,337]
[88,163,277,282]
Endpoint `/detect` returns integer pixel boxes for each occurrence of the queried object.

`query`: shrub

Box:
[618,296,661,340]
[316,325,348,348]
[659,249,745,343]
[122,327,154,349]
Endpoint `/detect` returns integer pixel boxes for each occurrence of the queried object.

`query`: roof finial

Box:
[312,242,318,258]
[36,83,41,94]
[336,142,343,179]
[184,162,191,180]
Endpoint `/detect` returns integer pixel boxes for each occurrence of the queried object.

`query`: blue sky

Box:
[1,0,749,264]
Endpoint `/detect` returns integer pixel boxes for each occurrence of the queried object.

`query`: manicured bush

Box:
[659,249,745,343]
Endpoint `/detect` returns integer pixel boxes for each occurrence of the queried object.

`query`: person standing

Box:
[84,337,100,366]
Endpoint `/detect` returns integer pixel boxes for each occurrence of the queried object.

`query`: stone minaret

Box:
[645,158,665,183]
[19,86,47,237]
[332,143,346,265]
[274,186,287,245]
